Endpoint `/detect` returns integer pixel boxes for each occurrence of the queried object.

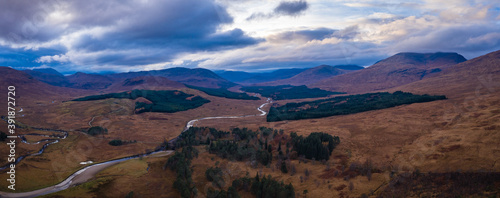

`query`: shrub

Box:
[108,139,123,146]
[87,126,107,136]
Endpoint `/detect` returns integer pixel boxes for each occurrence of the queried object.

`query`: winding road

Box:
[184,98,271,131]
[0,151,172,198]
[0,98,271,198]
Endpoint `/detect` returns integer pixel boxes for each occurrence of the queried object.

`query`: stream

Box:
[0,123,68,171]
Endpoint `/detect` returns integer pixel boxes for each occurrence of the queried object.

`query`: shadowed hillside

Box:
[219,68,308,84]
[106,76,186,92]
[394,50,500,98]
[260,65,362,86]
[67,72,115,90]
[23,68,70,87]
[108,67,236,88]
[312,52,466,93]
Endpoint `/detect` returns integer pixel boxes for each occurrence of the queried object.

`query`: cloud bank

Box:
[0,0,499,73]
[247,0,309,21]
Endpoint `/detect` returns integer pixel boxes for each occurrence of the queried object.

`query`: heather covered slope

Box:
[106,76,186,92]
[260,65,361,86]
[0,67,95,128]
[394,50,500,98]
[312,52,466,93]
[23,68,70,87]
[66,72,115,89]
[0,67,87,102]
[21,67,236,90]
[197,50,500,175]
[108,67,236,88]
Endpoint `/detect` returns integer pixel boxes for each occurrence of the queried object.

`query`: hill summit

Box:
[259,64,363,86]
[312,52,466,93]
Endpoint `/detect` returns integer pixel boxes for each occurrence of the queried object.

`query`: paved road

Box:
[0,151,172,198]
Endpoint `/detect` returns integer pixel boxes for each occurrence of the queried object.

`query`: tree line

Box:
[174,127,340,169]
[167,127,340,197]
[206,171,295,198]
[267,91,447,121]
[86,126,108,136]
[73,89,210,113]
[164,145,200,198]
[290,132,340,161]
[241,85,343,100]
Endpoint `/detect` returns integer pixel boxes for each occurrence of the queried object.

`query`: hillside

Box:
[0,67,90,117]
[260,65,362,86]
[108,67,236,88]
[106,76,185,92]
[214,70,257,83]
[333,65,364,70]
[22,67,234,90]
[195,50,500,176]
[312,52,466,93]
[66,72,115,90]
[227,68,308,84]
[394,50,500,98]
[23,68,70,87]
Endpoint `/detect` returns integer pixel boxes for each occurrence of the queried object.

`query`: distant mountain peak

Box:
[312,52,468,93]
[108,67,235,88]
[28,68,64,76]
[218,68,308,84]
[257,64,362,86]
[377,52,466,67]
[23,68,68,86]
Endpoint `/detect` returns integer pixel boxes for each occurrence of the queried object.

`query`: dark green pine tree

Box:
[281,161,288,173]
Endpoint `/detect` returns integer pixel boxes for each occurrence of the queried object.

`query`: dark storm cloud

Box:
[0,0,66,44]
[198,29,262,49]
[0,0,261,70]
[247,0,309,20]
[274,0,309,16]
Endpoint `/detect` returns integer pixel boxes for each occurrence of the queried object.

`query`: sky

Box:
[0,0,499,74]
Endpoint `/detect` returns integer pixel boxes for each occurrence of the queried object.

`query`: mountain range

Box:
[216,68,309,84]
[5,51,495,100]
[1,50,499,198]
